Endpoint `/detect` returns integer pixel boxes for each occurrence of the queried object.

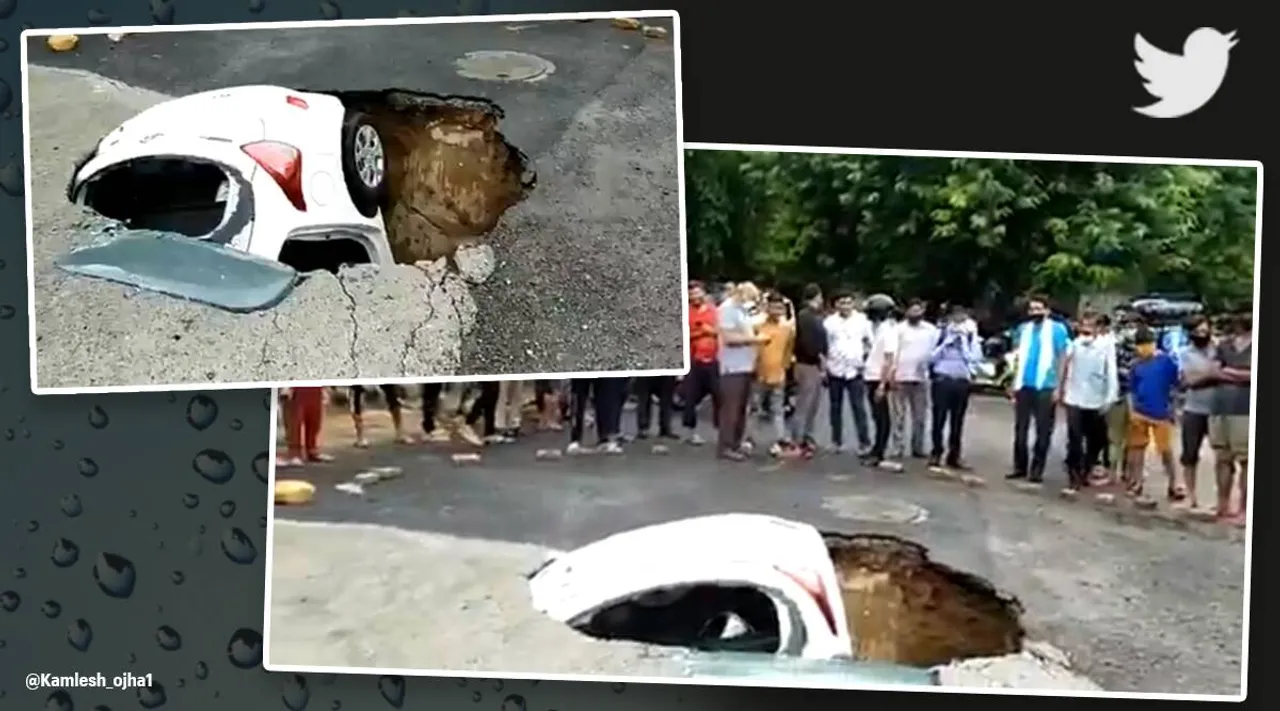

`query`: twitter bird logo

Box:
[1133,28,1237,118]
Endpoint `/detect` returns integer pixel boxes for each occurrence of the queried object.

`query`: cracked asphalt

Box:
[26,18,683,389]
[269,395,1246,694]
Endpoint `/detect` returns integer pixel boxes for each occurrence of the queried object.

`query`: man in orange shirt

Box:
[756,293,795,455]
[681,280,720,444]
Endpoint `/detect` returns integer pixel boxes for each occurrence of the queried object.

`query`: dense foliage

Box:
[684,150,1257,315]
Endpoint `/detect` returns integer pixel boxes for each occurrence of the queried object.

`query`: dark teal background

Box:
[0,1,1266,710]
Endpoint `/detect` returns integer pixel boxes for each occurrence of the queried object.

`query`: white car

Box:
[67,84,394,271]
[529,513,856,660]
[525,514,1101,690]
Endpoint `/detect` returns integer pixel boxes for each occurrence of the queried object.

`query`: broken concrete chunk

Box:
[651,444,669,455]
[452,453,482,464]
[535,448,563,460]
[371,466,404,480]
[453,243,496,284]
[334,482,365,496]
[274,480,316,505]
[353,472,380,485]
[641,25,669,39]
[47,35,79,52]
[611,18,642,30]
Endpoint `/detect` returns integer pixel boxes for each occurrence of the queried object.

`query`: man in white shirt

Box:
[823,290,874,453]
[891,298,939,460]
[1056,312,1118,493]
[861,294,900,469]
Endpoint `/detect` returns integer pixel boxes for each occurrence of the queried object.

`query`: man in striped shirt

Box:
[1006,295,1071,484]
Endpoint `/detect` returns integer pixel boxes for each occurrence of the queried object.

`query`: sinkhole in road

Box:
[57,89,536,310]
[561,533,1026,668]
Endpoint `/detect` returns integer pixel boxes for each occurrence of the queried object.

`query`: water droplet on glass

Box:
[377,676,405,707]
[220,527,257,564]
[170,570,185,585]
[330,702,341,711]
[128,509,137,518]
[78,458,99,477]
[52,439,64,450]
[46,690,74,711]
[137,681,167,708]
[151,624,181,651]
[0,590,19,611]
[26,519,39,532]
[86,9,110,24]
[218,501,236,518]
[14,567,26,578]
[226,628,263,669]
[492,680,503,692]
[230,418,243,431]
[281,674,310,711]
[501,694,526,711]
[611,682,625,693]
[252,451,269,483]
[194,661,209,679]
[319,0,342,20]
[92,552,136,598]
[67,618,93,651]
[182,493,200,509]
[51,538,80,567]
[454,678,468,687]
[193,449,235,484]
[42,599,62,618]
[471,691,482,703]
[186,395,218,430]
[60,495,83,517]
[88,405,110,429]
[248,0,266,14]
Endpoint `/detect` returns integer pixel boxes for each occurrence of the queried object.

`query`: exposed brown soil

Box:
[824,532,1025,667]
[333,90,536,263]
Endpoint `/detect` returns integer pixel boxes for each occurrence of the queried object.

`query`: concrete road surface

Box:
[26,19,683,389]
[268,394,1246,694]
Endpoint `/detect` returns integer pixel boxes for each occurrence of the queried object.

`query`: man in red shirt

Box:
[681,281,720,444]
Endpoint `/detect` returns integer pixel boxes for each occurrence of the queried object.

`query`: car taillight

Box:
[241,141,306,211]
[777,566,839,636]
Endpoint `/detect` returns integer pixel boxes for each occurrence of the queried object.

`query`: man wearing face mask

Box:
[1056,313,1118,493]
[892,298,939,460]
[928,305,983,471]
[1176,316,1217,511]
[1208,308,1251,526]
[1007,295,1071,484]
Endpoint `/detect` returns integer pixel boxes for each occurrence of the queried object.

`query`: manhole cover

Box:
[821,494,929,524]
[454,50,556,82]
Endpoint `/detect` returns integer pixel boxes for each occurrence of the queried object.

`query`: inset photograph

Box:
[22,11,685,393]
[265,146,1257,697]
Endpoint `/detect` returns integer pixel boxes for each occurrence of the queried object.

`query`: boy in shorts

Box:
[1124,327,1180,501]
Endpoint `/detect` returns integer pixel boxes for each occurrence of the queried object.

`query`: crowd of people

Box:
[274,279,1251,528]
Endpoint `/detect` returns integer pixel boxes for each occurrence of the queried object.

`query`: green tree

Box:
[684,150,1257,313]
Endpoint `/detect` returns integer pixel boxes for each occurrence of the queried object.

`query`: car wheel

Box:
[340,111,386,219]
